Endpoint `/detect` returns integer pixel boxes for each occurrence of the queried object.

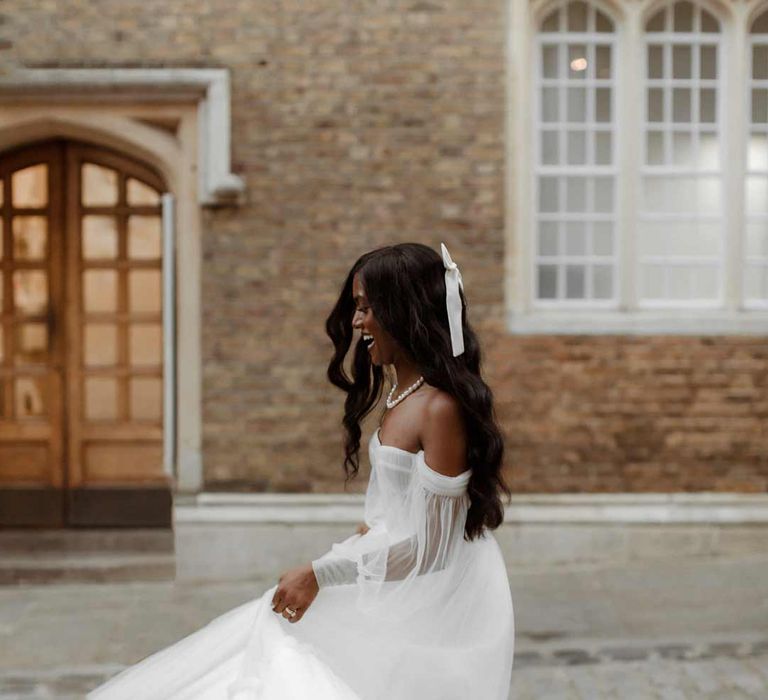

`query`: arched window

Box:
[515,0,768,331]
[746,8,768,307]
[641,1,722,305]
[535,1,617,305]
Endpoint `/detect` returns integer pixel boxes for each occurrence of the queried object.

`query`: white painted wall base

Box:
[173,493,768,582]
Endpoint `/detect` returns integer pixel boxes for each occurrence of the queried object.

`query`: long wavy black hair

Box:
[325,242,510,541]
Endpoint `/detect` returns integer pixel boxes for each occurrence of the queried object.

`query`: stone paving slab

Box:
[1,645,766,699]
[2,554,767,698]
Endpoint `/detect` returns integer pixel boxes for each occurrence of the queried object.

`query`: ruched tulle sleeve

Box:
[311,450,472,621]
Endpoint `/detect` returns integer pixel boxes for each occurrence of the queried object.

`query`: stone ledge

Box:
[508,309,768,335]
[173,492,768,525]
[0,68,245,205]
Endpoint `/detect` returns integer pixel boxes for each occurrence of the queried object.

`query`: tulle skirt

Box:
[86,531,514,700]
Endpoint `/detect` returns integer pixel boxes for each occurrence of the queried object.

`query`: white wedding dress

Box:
[87,428,515,699]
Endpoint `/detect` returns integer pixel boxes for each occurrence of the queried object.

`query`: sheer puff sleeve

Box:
[311,452,472,622]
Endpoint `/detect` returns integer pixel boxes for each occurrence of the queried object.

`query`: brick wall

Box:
[2,1,765,493]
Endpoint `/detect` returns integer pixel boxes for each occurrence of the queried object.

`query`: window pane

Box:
[672,131,693,167]
[539,177,559,212]
[127,216,162,259]
[753,11,768,34]
[85,377,118,420]
[753,89,768,124]
[541,131,559,165]
[697,177,721,214]
[673,46,691,79]
[746,222,768,256]
[568,45,588,79]
[594,177,613,212]
[567,131,587,165]
[595,45,611,79]
[84,323,118,366]
[565,265,586,298]
[567,87,587,121]
[592,264,613,298]
[15,377,46,418]
[12,216,47,260]
[567,2,588,32]
[564,221,587,255]
[701,46,717,80]
[648,45,664,79]
[646,9,666,32]
[648,88,664,122]
[700,9,719,33]
[129,323,162,366]
[566,177,587,212]
[593,223,613,255]
[542,87,559,122]
[673,2,694,32]
[82,215,118,259]
[673,88,691,122]
[15,323,48,366]
[745,266,768,300]
[126,178,161,206]
[699,131,719,169]
[700,89,716,123]
[594,131,611,165]
[542,45,559,78]
[83,270,118,313]
[537,265,558,299]
[128,270,162,313]
[542,8,559,32]
[130,377,162,421]
[12,165,47,208]
[538,222,559,256]
[746,176,768,214]
[748,135,768,170]
[595,9,612,32]
[82,163,118,207]
[13,271,48,315]
[595,88,611,122]
[647,131,665,164]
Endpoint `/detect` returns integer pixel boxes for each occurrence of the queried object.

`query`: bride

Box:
[87,242,515,700]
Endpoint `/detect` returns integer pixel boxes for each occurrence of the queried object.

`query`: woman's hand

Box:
[355,522,370,536]
[271,563,319,623]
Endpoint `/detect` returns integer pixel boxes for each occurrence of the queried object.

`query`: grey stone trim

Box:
[173,492,768,525]
[0,68,245,206]
[508,309,768,335]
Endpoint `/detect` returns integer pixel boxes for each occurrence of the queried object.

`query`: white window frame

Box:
[746,8,768,309]
[533,4,620,309]
[506,0,768,334]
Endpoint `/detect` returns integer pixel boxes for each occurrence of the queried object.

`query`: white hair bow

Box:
[440,242,465,357]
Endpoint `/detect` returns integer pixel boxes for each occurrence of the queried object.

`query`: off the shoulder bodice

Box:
[370,427,472,497]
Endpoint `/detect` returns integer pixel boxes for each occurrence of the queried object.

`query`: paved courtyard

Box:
[1,553,767,699]
[1,635,766,699]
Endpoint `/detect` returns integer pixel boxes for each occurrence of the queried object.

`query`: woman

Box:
[87,242,514,700]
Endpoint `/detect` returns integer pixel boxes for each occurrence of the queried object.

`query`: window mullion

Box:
[724,3,747,310]
[621,3,643,310]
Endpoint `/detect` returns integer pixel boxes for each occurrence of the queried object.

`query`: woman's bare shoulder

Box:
[420,390,467,477]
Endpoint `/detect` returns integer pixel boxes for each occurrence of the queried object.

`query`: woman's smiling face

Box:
[352,272,391,365]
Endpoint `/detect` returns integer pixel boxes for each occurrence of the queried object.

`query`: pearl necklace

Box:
[386,375,425,410]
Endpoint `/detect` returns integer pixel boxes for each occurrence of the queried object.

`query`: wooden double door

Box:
[0,140,172,527]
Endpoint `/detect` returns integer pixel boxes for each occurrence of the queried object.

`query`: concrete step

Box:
[0,529,175,585]
[0,552,176,585]
[0,528,174,554]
